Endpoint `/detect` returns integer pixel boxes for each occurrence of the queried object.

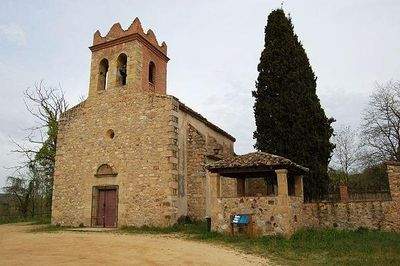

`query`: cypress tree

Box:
[253,9,334,200]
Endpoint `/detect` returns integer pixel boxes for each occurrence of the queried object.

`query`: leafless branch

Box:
[332,125,361,175]
[361,80,400,165]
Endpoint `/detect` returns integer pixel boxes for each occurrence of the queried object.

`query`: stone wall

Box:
[302,201,391,230]
[52,83,236,228]
[52,19,238,228]
[184,124,236,220]
[220,178,237,198]
[211,195,303,236]
[210,163,400,236]
[186,124,207,220]
[52,90,178,227]
[302,163,400,232]
[176,104,235,221]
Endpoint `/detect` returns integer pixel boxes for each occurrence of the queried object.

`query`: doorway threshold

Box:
[67,227,117,232]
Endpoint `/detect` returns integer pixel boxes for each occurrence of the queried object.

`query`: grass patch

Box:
[120,222,400,265]
[0,216,29,225]
[120,221,208,235]
[29,216,51,225]
[0,214,56,233]
[29,224,68,233]
[0,214,51,225]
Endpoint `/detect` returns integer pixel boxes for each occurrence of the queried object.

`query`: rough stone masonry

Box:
[51,18,236,227]
[52,18,400,236]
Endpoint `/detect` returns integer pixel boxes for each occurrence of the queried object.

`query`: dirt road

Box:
[0,224,269,265]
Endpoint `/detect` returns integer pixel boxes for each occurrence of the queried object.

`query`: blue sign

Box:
[232,214,250,224]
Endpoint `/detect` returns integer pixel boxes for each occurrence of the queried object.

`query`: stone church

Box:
[52,18,400,236]
[51,18,237,228]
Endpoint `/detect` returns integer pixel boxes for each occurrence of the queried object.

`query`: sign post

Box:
[231,214,252,236]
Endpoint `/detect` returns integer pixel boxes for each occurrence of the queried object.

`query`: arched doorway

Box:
[91,164,118,228]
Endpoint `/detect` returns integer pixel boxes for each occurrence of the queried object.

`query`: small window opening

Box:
[106,129,115,139]
[266,175,278,196]
[237,178,246,197]
[98,59,109,91]
[117,53,127,86]
[216,176,221,197]
[148,61,155,84]
[288,174,296,196]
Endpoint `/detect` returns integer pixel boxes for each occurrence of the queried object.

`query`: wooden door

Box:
[104,189,117,227]
[96,189,117,227]
[96,190,105,227]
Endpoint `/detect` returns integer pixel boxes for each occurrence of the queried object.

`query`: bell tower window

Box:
[148,61,155,84]
[117,53,127,86]
[98,58,109,91]
[89,19,168,96]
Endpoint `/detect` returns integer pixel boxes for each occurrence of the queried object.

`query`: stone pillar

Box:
[205,171,212,218]
[275,169,288,196]
[385,162,400,232]
[339,185,349,202]
[275,169,293,237]
[387,162,400,201]
[295,175,304,199]
[207,171,223,233]
[206,171,220,217]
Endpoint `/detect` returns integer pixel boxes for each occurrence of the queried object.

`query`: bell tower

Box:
[87,18,169,97]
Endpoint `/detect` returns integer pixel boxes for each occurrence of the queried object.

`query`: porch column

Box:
[208,172,220,200]
[206,171,220,220]
[275,169,288,196]
[295,175,303,198]
[275,169,292,236]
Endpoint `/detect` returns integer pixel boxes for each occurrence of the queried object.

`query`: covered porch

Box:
[207,152,308,236]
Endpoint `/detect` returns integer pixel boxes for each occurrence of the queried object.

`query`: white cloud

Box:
[0,23,26,46]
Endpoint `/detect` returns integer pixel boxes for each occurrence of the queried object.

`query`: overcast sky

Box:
[0,0,399,188]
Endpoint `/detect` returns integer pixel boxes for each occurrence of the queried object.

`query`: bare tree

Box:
[361,80,400,165]
[333,125,360,176]
[11,81,67,171]
[6,81,68,215]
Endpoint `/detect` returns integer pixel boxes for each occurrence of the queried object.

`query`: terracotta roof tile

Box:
[207,151,308,173]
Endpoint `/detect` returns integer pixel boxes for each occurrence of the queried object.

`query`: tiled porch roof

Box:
[207,151,308,174]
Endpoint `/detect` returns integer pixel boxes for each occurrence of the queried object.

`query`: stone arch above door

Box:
[95,164,118,177]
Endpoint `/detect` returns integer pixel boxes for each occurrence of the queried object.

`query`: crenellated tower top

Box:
[90,18,168,58]
[88,18,169,96]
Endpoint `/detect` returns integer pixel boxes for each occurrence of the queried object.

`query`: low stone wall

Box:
[211,196,303,235]
[302,163,400,232]
[302,200,394,230]
[210,163,400,236]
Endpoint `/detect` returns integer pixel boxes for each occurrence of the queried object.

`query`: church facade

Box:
[51,18,237,228]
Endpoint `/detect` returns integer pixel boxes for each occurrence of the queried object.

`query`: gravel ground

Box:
[0,223,270,265]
